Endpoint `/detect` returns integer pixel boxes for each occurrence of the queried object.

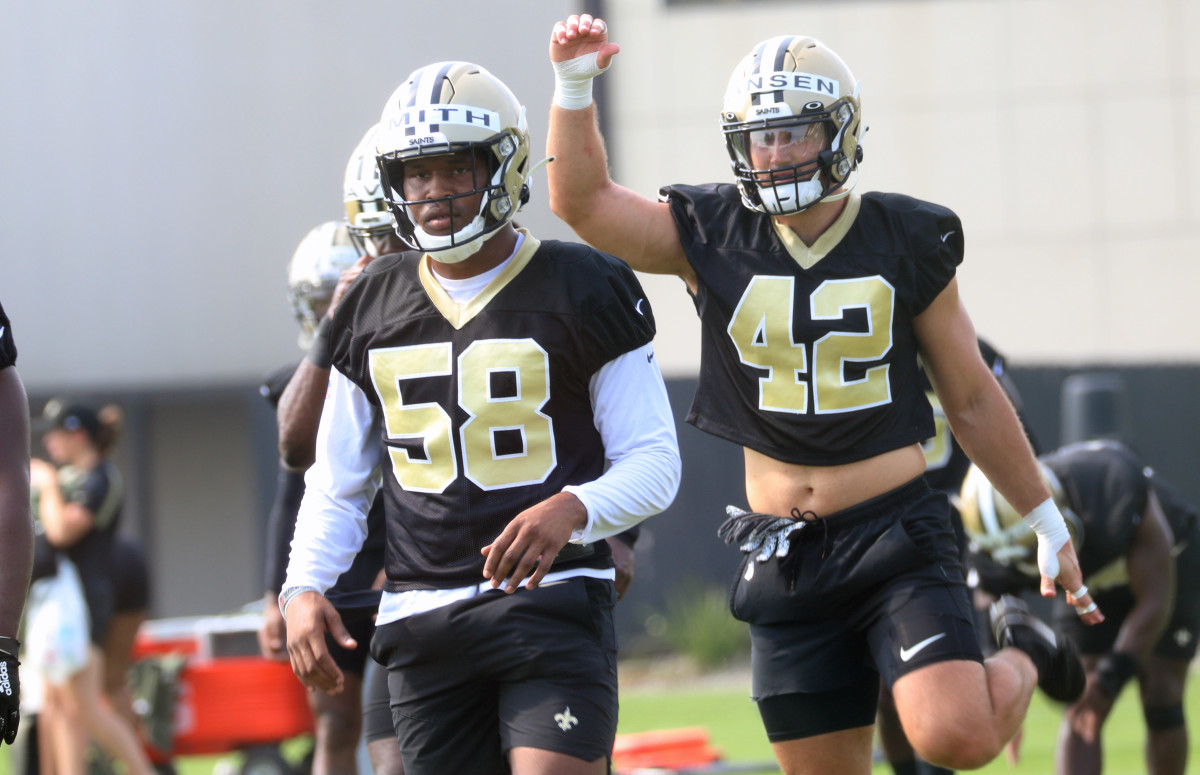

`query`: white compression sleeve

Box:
[562,343,681,542]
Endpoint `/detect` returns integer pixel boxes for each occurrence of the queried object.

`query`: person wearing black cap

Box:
[29,399,154,775]
[0,299,32,748]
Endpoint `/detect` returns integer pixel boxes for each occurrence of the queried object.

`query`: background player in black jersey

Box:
[0,299,32,747]
[257,202,406,771]
[961,440,1197,775]
[547,16,1099,775]
[281,62,680,775]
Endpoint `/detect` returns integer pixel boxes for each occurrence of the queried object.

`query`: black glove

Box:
[0,636,20,745]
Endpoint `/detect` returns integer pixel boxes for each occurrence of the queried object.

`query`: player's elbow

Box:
[644,443,682,515]
[548,187,592,232]
[279,439,316,472]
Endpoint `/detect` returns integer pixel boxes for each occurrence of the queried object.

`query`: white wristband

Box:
[1022,496,1071,579]
[552,52,609,110]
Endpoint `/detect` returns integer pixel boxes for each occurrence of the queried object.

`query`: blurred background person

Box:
[961,439,1197,775]
[28,400,154,775]
[102,533,151,730]
[0,299,33,748]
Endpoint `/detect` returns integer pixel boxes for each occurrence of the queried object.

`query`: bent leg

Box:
[770,727,875,775]
[757,679,880,775]
[362,658,405,775]
[1139,654,1190,775]
[71,648,155,775]
[893,653,1035,771]
[509,747,606,775]
[308,671,363,775]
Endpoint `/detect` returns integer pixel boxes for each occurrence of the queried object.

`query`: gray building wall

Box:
[8,1,1200,631]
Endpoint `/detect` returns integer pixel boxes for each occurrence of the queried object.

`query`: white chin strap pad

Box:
[412,214,487,264]
[759,178,824,215]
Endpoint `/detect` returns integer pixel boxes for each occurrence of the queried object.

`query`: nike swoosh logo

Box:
[900,632,947,662]
[646,351,654,363]
[940,231,956,243]
[635,298,646,315]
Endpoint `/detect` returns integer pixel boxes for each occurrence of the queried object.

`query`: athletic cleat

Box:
[989,595,1085,703]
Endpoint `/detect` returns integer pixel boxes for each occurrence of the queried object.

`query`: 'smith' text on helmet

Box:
[388,105,501,136]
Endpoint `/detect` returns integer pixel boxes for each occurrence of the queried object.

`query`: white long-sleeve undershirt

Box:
[284,336,680,623]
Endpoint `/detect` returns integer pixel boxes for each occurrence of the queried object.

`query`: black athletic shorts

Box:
[326,605,376,677]
[732,478,982,738]
[370,576,618,775]
[1056,521,1200,662]
[362,658,395,745]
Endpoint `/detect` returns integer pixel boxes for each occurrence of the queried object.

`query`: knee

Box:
[908,724,1003,770]
[315,710,362,750]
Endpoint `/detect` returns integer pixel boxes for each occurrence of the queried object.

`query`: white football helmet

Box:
[287,221,359,348]
[722,36,864,215]
[959,462,1083,577]
[374,61,531,263]
[343,123,398,257]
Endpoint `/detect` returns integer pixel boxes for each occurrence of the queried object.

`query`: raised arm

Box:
[277,255,372,470]
[547,14,692,282]
[914,278,1100,621]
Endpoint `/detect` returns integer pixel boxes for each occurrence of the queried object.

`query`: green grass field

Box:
[4,666,1197,775]
[616,671,1200,774]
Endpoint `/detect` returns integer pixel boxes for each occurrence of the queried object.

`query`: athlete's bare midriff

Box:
[743,444,926,518]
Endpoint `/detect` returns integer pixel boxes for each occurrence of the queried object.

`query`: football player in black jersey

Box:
[961,441,1197,775]
[281,62,680,775]
[547,17,1099,775]
[258,170,406,772]
[0,300,31,747]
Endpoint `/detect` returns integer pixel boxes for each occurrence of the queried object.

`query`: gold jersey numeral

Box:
[368,338,555,493]
[728,275,895,415]
[920,390,952,471]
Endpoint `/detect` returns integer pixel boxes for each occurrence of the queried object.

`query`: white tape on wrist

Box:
[552,52,608,110]
[1022,496,1071,579]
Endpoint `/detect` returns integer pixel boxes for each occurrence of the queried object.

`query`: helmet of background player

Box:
[721,36,864,216]
[343,123,399,258]
[374,61,531,264]
[286,221,359,348]
[959,462,1084,578]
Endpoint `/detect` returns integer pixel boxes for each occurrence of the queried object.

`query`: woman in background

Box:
[29,400,153,775]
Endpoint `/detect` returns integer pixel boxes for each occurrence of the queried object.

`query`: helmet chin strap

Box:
[414,213,488,264]
[757,165,859,215]
[758,178,825,215]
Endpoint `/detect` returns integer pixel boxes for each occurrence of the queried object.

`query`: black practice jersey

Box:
[0,299,16,368]
[328,234,656,591]
[921,338,1033,496]
[40,461,123,609]
[973,441,1195,595]
[258,361,386,608]
[662,185,961,465]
